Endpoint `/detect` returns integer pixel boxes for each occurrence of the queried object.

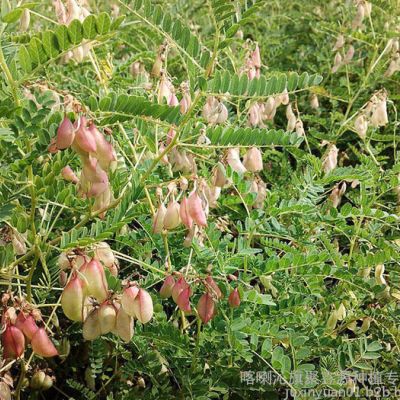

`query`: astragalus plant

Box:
[1,0,400,399]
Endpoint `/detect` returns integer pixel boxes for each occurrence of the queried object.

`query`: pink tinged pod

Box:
[74,116,97,153]
[252,44,261,69]
[176,287,191,312]
[152,203,167,234]
[166,128,176,145]
[163,201,181,230]
[172,277,190,303]
[205,276,223,299]
[228,288,241,308]
[197,293,215,324]
[88,124,117,171]
[168,93,179,107]
[121,286,139,317]
[31,328,58,357]
[83,310,101,341]
[243,147,263,172]
[188,191,207,227]
[80,259,108,302]
[115,307,134,342]
[132,289,154,324]
[179,197,193,229]
[98,303,117,334]
[15,313,39,341]
[56,117,75,149]
[48,138,59,154]
[2,325,25,359]
[61,274,85,321]
[159,275,176,299]
[61,166,79,184]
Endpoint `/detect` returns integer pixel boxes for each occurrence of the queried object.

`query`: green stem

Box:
[0,32,19,106]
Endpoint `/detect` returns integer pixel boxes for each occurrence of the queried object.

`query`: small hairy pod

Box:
[83,309,101,341]
[88,124,117,171]
[286,104,296,132]
[121,285,139,317]
[370,97,388,127]
[337,303,347,321]
[98,303,117,334]
[94,242,116,268]
[333,34,345,51]
[61,166,79,184]
[152,203,167,234]
[31,328,58,358]
[326,309,338,331]
[188,191,207,227]
[80,258,108,302]
[20,9,30,32]
[243,147,263,172]
[197,293,215,324]
[30,371,46,390]
[56,117,75,149]
[213,163,228,187]
[2,325,25,359]
[163,201,181,230]
[160,275,176,299]
[132,289,154,324]
[61,273,85,321]
[228,288,241,308]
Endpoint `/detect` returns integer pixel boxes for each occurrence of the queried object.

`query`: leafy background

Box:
[1,0,400,399]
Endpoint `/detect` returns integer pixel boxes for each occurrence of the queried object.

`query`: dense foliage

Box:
[1,0,400,399]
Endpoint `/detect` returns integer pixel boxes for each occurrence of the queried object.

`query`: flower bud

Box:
[228,288,241,308]
[226,148,247,174]
[252,44,261,69]
[132,289,154,324]
[15,312,38,341]
[61,166,79,184]
[121,285,139,317]
[31,328,58,358]
[163,201,181,230]
[80,258,108,302]
[197,293,215,324]
[188,191,207,227]
[204,276,223,299]
[56,117,75,150]
[152,203,167,234]
[114,306,134,342]
[2,325,25,359]
[344,45,355,64]
[98,303,117,334]
[243,147,263,172]
[83,309,101,341]
[61,273,85,321]
[159,275,175,299]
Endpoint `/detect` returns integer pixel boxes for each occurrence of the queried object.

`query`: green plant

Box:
[1,0,400,399]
